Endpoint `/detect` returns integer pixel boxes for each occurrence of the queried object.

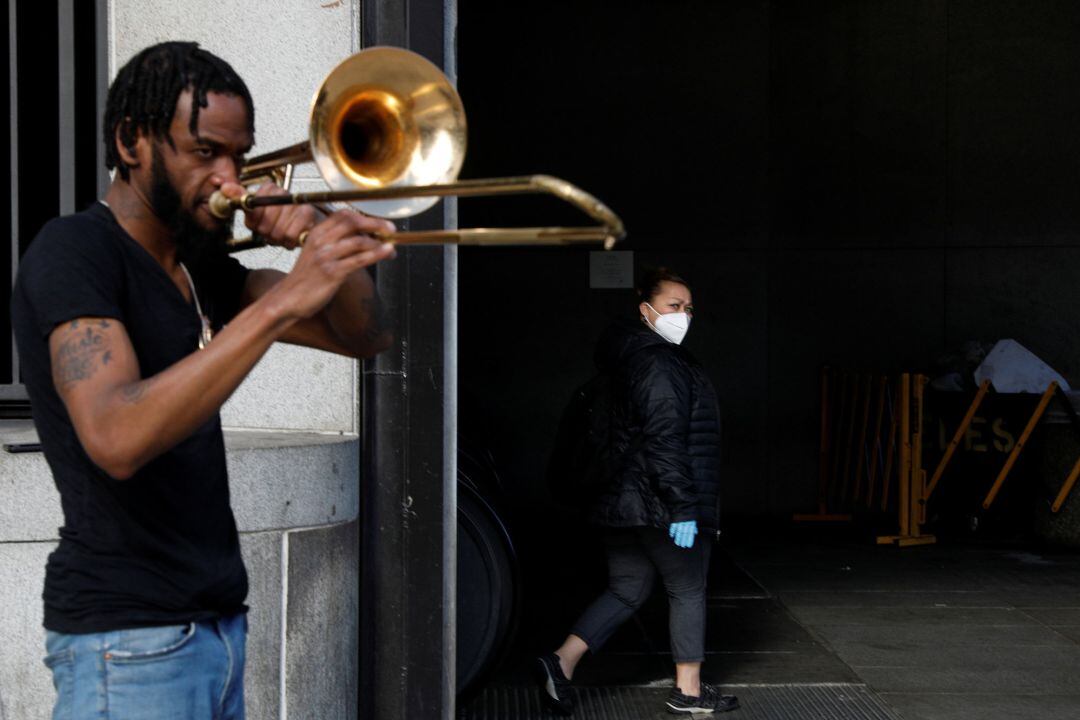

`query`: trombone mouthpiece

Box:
[208,191,237,220]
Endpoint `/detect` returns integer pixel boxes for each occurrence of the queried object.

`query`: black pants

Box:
[570,526,712,663]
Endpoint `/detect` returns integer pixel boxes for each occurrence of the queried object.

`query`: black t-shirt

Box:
[10,202,251,633]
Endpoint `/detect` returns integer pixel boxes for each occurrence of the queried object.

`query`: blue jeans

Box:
[43,613,247,720]
[572,527,712,663]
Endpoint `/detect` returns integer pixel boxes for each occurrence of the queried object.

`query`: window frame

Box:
[3,0,107,409]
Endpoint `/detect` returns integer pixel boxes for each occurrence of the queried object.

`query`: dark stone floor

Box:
[462,519,1080,719]
[731,525,1080,720]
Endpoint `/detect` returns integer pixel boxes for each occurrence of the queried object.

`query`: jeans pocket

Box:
[106,623,197,664]
[44,629,75,668]
[43,647,74,670]
[43,639,75,720]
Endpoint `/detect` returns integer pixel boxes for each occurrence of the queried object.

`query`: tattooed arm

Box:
[241,266,393,358]
[49,311,289,480]
[49,213,394,479]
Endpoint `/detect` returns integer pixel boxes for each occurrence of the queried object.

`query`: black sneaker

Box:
[666,683,740,714]
[535,652,574,715]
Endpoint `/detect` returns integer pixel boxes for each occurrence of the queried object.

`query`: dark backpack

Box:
[547,372,621,507]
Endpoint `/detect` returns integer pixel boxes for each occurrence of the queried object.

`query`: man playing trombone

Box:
[11,41,395,719]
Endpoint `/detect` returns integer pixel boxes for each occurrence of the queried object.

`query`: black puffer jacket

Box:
[587,319,722,533]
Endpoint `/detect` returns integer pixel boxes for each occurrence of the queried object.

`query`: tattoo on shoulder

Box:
[53,322,112,389]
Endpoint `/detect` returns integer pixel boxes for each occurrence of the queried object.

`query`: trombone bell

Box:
[213,47,624,249]
[310,47,465,219]
[331,90,411,186]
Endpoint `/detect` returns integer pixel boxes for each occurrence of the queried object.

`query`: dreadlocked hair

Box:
[104,41,254,180]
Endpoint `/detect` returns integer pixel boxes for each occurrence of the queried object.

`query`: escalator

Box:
[456,441,520,698]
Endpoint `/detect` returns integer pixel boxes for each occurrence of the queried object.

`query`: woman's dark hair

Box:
[636,266,690,303]
[104,41,254,180]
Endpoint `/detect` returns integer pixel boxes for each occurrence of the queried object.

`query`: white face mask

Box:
[644,303,690,345]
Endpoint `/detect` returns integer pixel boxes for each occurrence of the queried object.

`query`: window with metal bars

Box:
[1,1,106,418]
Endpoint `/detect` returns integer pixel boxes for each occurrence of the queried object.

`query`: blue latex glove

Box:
[669,520,698,549]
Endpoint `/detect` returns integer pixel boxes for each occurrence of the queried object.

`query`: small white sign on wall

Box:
[589,250,634,288]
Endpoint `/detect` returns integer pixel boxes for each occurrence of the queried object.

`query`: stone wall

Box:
[0,2,368,718]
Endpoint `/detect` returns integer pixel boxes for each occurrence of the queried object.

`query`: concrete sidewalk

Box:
[731,530,1080,720]
[460,525,1080,719]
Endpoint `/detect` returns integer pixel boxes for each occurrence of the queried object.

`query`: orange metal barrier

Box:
[876,373,935,547]
[794,368,934,546]
[798,368,1080,544]
[795,367,903,525]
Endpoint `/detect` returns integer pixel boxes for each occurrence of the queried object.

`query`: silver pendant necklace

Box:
[97,201,211,349]
[178,262,213,350]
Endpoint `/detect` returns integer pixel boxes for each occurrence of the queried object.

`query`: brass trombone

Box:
[210,46,624,250]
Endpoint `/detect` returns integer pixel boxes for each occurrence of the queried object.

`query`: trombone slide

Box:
[217,175,624,250]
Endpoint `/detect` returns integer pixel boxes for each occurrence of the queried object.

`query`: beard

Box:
[150,145,230,265]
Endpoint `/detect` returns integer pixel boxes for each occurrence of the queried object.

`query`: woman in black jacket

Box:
[537,268,738,716]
